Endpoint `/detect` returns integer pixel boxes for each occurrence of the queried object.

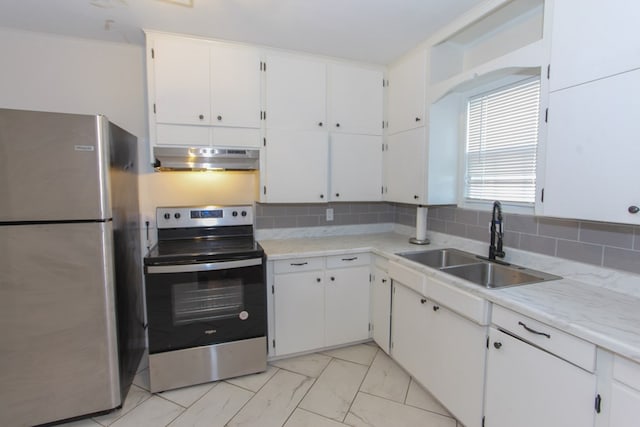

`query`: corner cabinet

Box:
[370,257,391,354]
[609,355,640,427]
[145,31,261,154]
[271,253,371,357]
[389,262,489,427]
[484,306,598,427]
[262,55,383,203]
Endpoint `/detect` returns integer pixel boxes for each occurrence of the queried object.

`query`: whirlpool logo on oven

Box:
[204,330,217,335]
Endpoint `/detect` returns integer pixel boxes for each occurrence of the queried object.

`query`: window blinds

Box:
[465,78,540,204]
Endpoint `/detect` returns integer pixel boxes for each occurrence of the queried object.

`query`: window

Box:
[464,78,540,205]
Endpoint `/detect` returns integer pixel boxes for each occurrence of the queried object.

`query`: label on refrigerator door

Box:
[74,145,95,152]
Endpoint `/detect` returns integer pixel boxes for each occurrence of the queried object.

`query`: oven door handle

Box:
[146,258,262,274]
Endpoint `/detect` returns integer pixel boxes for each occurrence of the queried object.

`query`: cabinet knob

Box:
[494,341,502,349]
[415,117,421,122]
[316,278,321,283]
[320,194,324,199]
[432,305,440,312]
[414,195,419,200]
[335,193,340,197]
[318,122,323,127]
[381,279,387,283]
[198,114,204,120]
[420,298,427,304]
[330,276,335,282]
[217,115,222,121]
[629,205,640,214]
[336,123,340,128]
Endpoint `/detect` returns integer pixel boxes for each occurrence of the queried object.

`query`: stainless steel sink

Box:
[397,248,561,288]
[397,248,479,269]
[441,262,561,289]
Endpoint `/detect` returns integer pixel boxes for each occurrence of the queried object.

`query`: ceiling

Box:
[0,0,484,64]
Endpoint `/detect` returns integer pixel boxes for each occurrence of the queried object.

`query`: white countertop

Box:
[259,230,640,364]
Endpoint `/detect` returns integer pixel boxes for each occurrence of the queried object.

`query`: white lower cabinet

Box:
[391,282,487,427]
[272,253,370,356]
[484,306,598,427]
[371,264,391,354]
[609,355,640,427]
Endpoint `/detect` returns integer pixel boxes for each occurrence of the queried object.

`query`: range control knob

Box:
[174,213,181,219]
[241,211,247,217]
[163,213,170,220]
[232,211,238,217]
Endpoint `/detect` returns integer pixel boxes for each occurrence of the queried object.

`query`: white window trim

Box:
[456,73,541,215]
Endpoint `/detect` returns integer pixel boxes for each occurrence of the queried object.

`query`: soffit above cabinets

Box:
[0,0,484,64]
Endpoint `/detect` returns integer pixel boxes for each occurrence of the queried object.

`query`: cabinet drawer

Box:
[389,261,426,295]
[326,253,370,269]
[492,305,596,372]
[424,276,489,325]
[274,257,324,274]
[614,355,640,391]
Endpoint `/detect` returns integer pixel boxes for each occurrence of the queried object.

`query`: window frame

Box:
[456,74,542,215]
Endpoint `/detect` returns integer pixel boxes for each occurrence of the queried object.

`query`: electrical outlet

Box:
[326,208,334,221]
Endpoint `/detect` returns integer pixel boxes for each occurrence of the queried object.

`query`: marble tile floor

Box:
[59,343,461,427]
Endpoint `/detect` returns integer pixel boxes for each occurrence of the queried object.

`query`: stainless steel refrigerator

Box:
[0,108,145,426]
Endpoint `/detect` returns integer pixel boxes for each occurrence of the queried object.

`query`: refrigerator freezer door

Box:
[0,109,111,222]
[0,222,121,426]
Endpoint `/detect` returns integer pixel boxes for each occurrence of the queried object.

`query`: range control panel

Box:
[156,205,254,229]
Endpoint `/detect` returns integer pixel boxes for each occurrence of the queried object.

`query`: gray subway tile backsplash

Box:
[255,202,640,275]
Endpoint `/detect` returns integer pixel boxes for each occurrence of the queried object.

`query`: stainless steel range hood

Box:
[153,146,259,171]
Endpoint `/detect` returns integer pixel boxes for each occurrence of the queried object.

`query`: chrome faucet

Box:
[489,201,506,261]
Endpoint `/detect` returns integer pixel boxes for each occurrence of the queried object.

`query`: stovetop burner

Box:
[144,205,263,266]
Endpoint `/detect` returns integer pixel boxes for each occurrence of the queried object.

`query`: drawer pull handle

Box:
[290,262,308,266]
[518,321,551,339]
[341,257,358,261]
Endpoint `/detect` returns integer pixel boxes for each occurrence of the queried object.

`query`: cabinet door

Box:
[484,327,597,427]
[542,69,640,224]
[418,301,486,427]
[210,45,261,129]
[265,55,326,131]
[610,382,640,427]
[328,64,383,136]
[264,129,329,203]
[371,267,391,354]
[330,134,382,202]
[325,266,370,347]
[273,271,325,355]
[384,127,426,204]
[153,37,211,126]
[549,0,640,92]
[388,49,426,135]
[391,284,429,376]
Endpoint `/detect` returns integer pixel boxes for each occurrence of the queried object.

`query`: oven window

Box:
[172,277,244,325]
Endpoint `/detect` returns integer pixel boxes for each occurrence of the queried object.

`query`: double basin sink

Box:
[397,248,561,289]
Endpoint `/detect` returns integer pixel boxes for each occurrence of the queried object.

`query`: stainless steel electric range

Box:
[143,205,266,393]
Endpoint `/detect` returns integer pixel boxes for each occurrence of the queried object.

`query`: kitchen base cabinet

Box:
[609,355,640,427]
[371,265,391,354]
[484,326,597,427]
[272,254,370,357]
[391,283,486,427]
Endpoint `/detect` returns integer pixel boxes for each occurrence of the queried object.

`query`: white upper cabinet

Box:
[153,36,211,126]
[263,129,329,203]
[548,0,640,92]
[388,49,427,135]
[265,55,327,131]
[330,134,382,202]
[384,127,427,204]
[146,32,262,150]
[329,64,383,135]
[541,69,640,224]
[210,45,261,128]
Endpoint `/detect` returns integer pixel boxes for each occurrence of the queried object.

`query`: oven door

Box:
[144,257,266,354]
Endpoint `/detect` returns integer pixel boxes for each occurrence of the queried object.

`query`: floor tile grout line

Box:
[340,347,380,423]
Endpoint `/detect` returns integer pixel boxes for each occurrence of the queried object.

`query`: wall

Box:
[0,27,258,231]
